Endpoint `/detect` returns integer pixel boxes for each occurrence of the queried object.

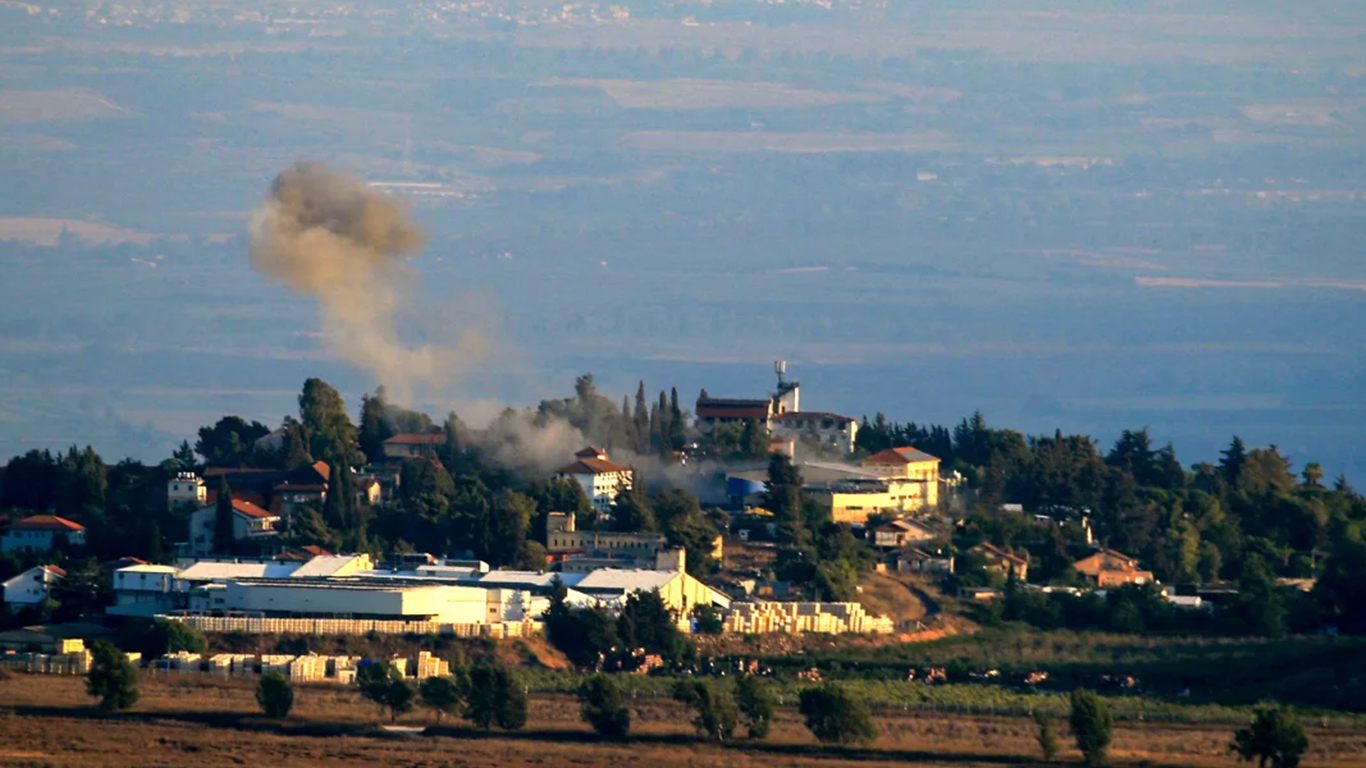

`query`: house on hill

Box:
[186,498,281,556]
[1073,549,1155,587]
[871,518,940,549]
[2,565,64,613]
[969,542,1029,581]
[1,515,86,553]
[554,448,633,512]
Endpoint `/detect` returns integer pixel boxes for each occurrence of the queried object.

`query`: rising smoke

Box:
[249,161,485,402]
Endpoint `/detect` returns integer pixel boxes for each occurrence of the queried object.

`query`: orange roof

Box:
[311,460,330,480]
[864,447,940,465]
[6,514,85,532]
[555,457,631,476]
[40,565,67,577]
[231,499,277,520]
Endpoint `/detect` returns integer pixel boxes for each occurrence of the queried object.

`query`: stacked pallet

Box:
[412,651,449,679]
[259,654,295,674]
[723,602,895,635]
[288,654,325,682]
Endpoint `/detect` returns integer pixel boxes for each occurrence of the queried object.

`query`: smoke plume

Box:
[249,161,485,400]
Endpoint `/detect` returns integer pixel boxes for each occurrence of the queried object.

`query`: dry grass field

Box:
[3,674,1366,768]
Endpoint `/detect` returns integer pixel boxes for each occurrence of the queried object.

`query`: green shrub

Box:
[578,674,630,738]
[1070,688,1114,766]
[465,659,527,731]
[735,675,776,739]
[673,680,739,742]
[256,672,294,718]
[798,684,878,746]
[1034,711,1060,761]
[418,675,464,723]
[1232,706,1309,768]
[86,641,139,711]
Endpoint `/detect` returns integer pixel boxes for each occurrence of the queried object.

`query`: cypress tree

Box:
[633,382,650,453]
[214,477,234,553]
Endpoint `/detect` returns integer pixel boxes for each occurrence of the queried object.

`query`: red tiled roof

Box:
[384,433,445,445]
[40,565,67,577]
[6,515,85,533]
[555,457,632,476]
[231,499,277,520]
[863,447,940,465]
[311,460,330,480]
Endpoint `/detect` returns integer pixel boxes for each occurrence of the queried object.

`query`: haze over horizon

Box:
[1,0,1363,478]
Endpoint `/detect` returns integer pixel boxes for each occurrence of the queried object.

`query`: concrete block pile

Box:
[723,601,895,635]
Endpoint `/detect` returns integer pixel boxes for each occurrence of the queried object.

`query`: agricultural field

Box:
[3,673,1366,768]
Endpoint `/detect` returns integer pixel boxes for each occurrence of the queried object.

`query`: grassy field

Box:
[3,674,1366,768]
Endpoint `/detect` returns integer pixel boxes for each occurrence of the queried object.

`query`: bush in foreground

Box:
[1070,689,1114,767]
[798,683,878,746]
[1232,705,1309,768]
[578,673,631,738]
[357,661,415,723]
[257,672,294,718]
[1034,711,1060,761]
[674,680,740,742]
[86,641,139,711]
[465,659,527,731]
[419,675,465,723]
[735,675,776,740]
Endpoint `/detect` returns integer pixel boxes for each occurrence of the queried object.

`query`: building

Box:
[570,568,731,613]
[1,515,86,553]
[221,580,492,623]
[168,472,207,509]
[861,447,941,483]
[554,448,633,512]
[185,498,282,556]
[970,542,1029,581]
[2,565,64,612]
[695,362,858,455]
[871,519,940,549]
[892,548,955,575]
[770,412,859,454]
[546,511,667,559]
[108,564,181,617]
[1073,549,1155,588]
[383,433,445,460]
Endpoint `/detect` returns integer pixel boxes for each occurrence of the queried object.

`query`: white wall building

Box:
[1,515,86,553]
[2,565,64,612]
[770,411,859,454]
[109,564,182,617]
[186,498,281,556]
[167,472,207,509]
[554,447,633,512]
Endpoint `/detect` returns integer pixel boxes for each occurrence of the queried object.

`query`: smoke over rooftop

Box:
[248,161,485,400]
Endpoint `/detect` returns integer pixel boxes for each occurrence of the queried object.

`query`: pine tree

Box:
[633,382,650,453]
[668,387,686,452]
[1220,436,1249,491]
[358,387,395,464]
[214,477,235,553]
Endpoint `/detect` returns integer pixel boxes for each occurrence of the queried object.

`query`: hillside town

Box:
[2,362,1310,679]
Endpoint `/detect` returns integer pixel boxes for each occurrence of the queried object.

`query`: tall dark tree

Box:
[214,477,235,553]
[633,382,650,453]
[358,387,396,464]
[172,441,197,471]
[765,453,807,548]
[610,480,657,533]
[1,449,60,511]
[55,445,107,519]
[281,418,314,471]
[196,416,270,467]
[299,377,357,463]
[1220,436,1249,491]
[668,387,686,452]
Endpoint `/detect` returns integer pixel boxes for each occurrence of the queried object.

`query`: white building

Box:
[186,498,281,556]
[770,411,859,454]
[109,564,182,617]
[221,580,491,623]
[2,565,64,612]
[167,472,207,509]
[554,447,633,512]
[1,515,86,553]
